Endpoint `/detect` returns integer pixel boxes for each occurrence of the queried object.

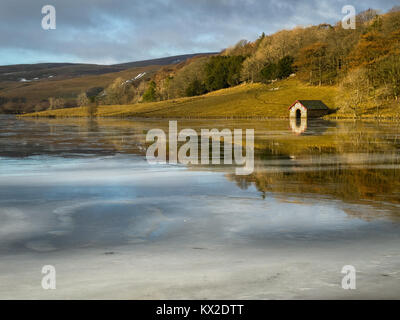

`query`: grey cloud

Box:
[0,0,398,65]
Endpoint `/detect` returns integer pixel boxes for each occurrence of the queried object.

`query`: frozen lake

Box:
[0,115,399,299]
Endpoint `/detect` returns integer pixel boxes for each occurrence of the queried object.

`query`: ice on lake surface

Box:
[0,115,399,299]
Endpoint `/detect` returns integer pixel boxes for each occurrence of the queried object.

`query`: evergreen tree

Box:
[142,81,157,102]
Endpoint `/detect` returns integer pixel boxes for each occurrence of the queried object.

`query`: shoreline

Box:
[18,114,400,121]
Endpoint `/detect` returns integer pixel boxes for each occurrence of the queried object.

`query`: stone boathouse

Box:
[289,100,330,118]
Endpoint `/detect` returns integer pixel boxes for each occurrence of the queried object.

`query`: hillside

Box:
[0,53,216,82]
[21,78,338,119]
[138,8,400,119]
[0,53,216,113]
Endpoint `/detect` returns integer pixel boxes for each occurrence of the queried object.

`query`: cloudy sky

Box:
[0,0,398,65]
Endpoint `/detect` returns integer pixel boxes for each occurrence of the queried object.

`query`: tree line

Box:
[134,7,399,116]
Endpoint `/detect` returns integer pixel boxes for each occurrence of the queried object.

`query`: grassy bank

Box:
[326,104,400,120]
[21,78,338,119]
[21,77,400,120]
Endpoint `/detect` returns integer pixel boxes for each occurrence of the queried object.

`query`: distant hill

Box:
[0,52,217,113]
[113,53,218,69]
[0,63,123,82]
[0,53,217,82]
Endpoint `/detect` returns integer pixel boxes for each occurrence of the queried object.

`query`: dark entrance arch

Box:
[296,109,302,119]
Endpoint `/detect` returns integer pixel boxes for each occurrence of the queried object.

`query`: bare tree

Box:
[48,97,65,110]
[77,92,89,107]
[336,68,371,117]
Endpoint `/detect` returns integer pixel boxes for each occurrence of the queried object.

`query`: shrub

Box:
[185,79,207,97]
[142,81,157,102]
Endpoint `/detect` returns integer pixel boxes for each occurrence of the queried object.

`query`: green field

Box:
[22,78,338,119]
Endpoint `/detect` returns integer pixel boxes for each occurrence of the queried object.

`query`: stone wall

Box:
[289,103,307,118]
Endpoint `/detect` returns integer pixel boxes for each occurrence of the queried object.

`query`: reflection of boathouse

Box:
[289,100,330,118]
[290,117,307,135]
[289,118,335,135]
